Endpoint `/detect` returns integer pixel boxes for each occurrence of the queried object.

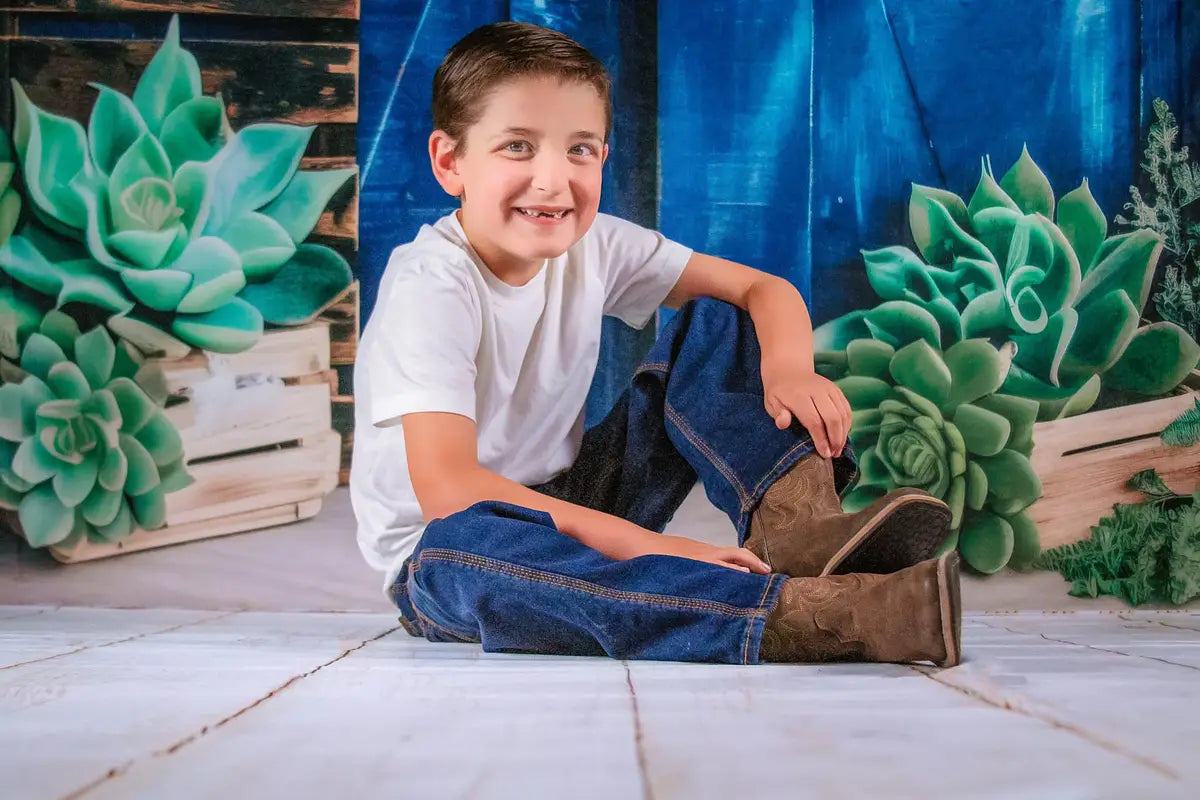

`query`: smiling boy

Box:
[350,22,962,666]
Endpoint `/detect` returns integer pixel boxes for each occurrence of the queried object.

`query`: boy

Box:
[351,22,961,666]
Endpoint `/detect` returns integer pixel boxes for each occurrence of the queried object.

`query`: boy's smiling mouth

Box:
[516,207,572,220]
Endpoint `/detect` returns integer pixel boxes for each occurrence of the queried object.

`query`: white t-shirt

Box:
[350,212,692,590]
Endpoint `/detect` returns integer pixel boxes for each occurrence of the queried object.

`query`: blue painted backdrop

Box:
[359,0,1199,422]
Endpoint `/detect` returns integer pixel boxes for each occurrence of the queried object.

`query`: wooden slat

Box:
[0,1,359,20]
[43,498,325,563]
[4,37,357,126]
[164,429,340,526]
[157,324,331,394]
[319,282,359,366]
[1029,391,1200,551]
[166,381,332,462]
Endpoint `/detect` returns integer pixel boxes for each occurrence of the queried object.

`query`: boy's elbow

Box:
[413,467,485,522]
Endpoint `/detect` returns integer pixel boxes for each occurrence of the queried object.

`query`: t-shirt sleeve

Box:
[592,214,693,329]
[363,260,481,427]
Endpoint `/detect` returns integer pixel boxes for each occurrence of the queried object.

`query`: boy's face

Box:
[431,75,608,279]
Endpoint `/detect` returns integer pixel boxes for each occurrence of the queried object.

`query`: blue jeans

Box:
[388,299,859,664]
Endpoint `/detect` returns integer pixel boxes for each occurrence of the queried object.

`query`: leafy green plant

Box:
[0,15,355,356]
[1036,469,1200,606]
[816,337,1042,573]
[1162,398,1200,447]
[0,311,192,548]
[1117,98,1200,343]
[815,147,1200,421]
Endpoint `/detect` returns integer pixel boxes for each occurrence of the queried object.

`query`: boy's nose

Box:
[531,155,569,194]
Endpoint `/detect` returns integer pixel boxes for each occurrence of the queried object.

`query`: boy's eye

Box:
[570,143,597,157]
[504,141,531,154]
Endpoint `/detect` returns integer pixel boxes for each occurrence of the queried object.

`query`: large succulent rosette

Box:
[817,337,1042,573]
[0,15,355,357]
[815,147,1200,420]
[0,311,191,547]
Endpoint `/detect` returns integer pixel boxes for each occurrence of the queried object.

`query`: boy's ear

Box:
[428,130,464,197]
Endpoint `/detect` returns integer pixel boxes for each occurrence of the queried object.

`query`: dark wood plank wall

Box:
[0,0,359,483]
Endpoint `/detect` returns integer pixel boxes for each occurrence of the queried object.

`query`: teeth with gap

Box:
[519,208,568,219]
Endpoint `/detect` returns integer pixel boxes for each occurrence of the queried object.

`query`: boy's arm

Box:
[402,412,769,573]
[663,251,852,459]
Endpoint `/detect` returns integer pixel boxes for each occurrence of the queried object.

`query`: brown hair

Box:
[432,22,612,154]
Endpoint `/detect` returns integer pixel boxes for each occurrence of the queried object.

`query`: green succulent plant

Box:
[817,337,1043,573]
[0,310,192,548]
[815,147,1200,420]
[0,15,355,356]
[0,128,19,246]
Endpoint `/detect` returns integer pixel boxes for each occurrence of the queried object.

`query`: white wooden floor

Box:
[2,606,1198,799]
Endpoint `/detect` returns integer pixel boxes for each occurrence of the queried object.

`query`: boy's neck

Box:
[456,209,546,288]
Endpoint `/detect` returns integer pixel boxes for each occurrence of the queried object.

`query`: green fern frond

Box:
[1162,398,1200,447]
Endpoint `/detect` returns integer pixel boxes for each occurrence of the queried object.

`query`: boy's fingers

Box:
[794,403,832,458]
[815,395,844,451]
[727,548,771,574]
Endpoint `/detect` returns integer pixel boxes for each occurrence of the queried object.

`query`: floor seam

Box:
[0,610,236,673]
[1120,612,1200,634]
[0,606,55,622]
[623,661,654,800]
[911,664,1179,781]
[63,624,403,800]
[978,618,1200,674]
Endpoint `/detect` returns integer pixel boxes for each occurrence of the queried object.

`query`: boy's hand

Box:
[761,362,852,459]
[636,533,771,574]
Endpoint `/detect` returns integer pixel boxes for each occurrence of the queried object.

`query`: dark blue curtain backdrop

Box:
[359,0,1199,423]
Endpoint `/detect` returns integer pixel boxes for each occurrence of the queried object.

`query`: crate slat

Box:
[1029,391,1200,551]
[164,429,340,526]
[0,1,359,21]
[4,37,358,126]
[44,498,326,564]
[157,324,331,394]
[166,381,332,462]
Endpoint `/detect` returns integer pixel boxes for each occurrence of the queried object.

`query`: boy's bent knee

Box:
[417,499,558,554]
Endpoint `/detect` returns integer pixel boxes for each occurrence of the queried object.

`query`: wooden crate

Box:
[1,324,341,562]
[1029,388,1200,551]
[0,0,361,485]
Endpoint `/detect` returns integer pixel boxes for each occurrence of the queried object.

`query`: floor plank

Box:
[86,637,643,800]
[626,642,1186,798]
[0,607,222,670]
[932,615,1200,784]
[0,611,399,799]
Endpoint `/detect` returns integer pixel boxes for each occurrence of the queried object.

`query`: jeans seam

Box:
[742,573,781,664]
[417,548,764,618]
[663,401,749,508]
[737,438,815,531]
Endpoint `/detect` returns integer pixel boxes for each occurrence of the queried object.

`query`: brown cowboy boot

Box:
[745,455,951,577]
[759,551,962,667]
